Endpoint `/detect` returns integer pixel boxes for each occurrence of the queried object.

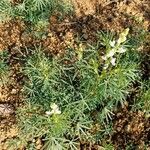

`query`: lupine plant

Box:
[7,29,143,149]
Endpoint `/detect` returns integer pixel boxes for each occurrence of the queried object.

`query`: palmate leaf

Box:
[32,0,47,11]
[15,2,26,13]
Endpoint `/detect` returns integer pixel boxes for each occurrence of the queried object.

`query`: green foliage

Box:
[0,0,73,23]
[10,30,142,149]
[133,81,150,116]
[0,0,13,21]
[23,48,59,106]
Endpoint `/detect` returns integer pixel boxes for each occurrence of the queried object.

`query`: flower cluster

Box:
[45,103,61,116]
[102,28,129,69]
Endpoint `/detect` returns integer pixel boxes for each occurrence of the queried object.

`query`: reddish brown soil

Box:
[112,108,150,150]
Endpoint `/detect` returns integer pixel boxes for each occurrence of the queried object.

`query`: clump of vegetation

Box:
[7,29,144,149]
[133,81,150,116]
[0,0,73,23]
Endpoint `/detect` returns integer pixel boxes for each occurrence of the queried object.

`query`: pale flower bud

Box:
[117,28,129,45]
[107,49,115,58]
[103,64,109,70]
[109,40,116,47]
[45,111,53,116]
[102,55,107,60]
[110,57,116,66]
[46,103,61,116]
[119,47,126,53]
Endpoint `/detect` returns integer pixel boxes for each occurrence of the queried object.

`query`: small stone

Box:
[82,29,87,33]
[113,12,119,17]
[11,89,17,94]
[82,34,88,40]
[32,139,36,143]
[36,139,41,145]
[47,32,53,37]
[42,35,47,40]
[36,144,42,150]
[36,139,42,150]
[0,104,15,117]
[64,19,69,23]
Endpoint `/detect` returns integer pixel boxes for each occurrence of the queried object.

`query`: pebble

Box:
[83,34,88,40]
[11,89,17,94]
[0,104,15,117]
[36,138,42,150]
